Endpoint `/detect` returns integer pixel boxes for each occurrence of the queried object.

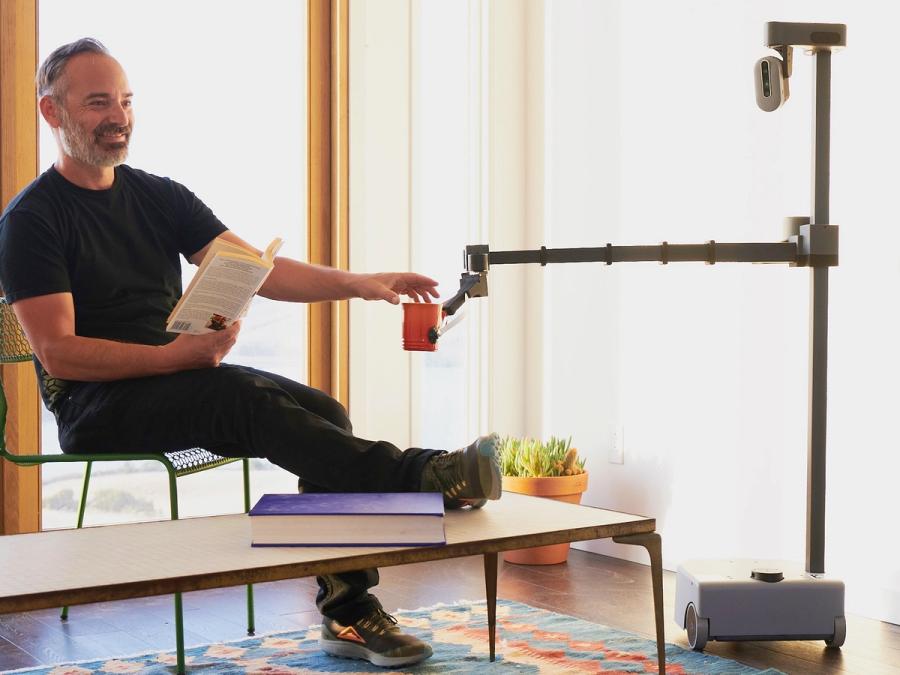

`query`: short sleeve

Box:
[167,180,229,259]
[0,209,72,303]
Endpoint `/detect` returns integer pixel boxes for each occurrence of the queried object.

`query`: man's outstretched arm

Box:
[189,232,440,305]
[12,292,240,382]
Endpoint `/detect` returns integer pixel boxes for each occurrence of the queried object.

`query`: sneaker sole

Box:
[471,434,502,500]
[320,638,433,667]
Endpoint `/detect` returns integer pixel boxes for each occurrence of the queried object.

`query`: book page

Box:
[167,237,282,334]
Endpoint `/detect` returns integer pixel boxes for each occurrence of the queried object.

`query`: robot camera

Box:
[754,54,789,112]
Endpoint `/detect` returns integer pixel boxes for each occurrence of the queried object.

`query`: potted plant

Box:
[499,436,588,565]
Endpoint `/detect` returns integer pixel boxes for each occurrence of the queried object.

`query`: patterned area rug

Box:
[10,599,784,674]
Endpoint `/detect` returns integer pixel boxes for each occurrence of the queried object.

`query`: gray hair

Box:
[36,38,110,98]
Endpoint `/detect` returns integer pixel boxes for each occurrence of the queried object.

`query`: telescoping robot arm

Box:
[431,222,838,343]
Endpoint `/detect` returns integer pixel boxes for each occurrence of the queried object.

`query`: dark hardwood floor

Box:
[1,549,897,673]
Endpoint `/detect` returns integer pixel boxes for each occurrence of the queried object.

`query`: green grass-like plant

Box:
[498,435,586,477]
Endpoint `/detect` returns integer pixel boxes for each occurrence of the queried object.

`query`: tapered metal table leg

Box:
[484,552,498,661]
[613,532,665,674]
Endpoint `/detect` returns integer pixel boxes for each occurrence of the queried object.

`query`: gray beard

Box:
[57,109,130,168]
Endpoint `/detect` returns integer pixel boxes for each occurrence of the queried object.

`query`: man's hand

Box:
[351,272,440,304]
[163,321,241,370]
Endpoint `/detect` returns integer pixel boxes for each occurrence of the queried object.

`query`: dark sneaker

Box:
[320,608,433,667]
[420,433,502,508]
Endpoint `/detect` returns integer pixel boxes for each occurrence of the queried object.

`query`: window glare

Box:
[38,0,307,525]
[412,1,478,450]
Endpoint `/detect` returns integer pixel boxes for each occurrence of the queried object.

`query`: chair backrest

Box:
[0,299,34,457]
[0,299,33,364]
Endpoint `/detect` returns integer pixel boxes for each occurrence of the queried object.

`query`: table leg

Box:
[612,532,665,674]
[483,552,498,661]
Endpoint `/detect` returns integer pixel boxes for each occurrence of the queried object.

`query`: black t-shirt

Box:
[0,164,228,409]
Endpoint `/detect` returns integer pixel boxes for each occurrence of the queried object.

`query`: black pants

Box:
[56,363,441,623]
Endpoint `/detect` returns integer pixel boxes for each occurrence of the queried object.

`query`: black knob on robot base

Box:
[751,568,784,583]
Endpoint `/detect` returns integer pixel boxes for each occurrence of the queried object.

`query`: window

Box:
[39,0,306,527]
[348,0,489,453]
[410,1,485,449]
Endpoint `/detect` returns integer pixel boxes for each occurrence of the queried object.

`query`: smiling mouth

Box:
[96,125,130,138]
[97,132,129,146]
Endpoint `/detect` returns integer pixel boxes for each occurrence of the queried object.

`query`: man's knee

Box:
[321,397,352,432]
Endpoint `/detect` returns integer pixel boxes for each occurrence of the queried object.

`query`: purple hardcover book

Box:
[248,492,446,547]
[249,492,443,517]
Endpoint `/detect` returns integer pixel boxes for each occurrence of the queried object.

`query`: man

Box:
[0,38,502,668]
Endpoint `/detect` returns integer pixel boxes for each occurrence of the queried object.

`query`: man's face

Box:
[52,53,134,168]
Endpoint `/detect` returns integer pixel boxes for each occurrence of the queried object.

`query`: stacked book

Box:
[248,492,446,547]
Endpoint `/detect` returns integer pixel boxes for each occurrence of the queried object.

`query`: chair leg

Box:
[246,585,256,636]
[174,592,186,675]
[162,464,188,673]
[61,461,93,621]
[242,458,256,635]
[166,465,180,520]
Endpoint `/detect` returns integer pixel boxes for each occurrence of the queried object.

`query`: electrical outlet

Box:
[608,425,624,464]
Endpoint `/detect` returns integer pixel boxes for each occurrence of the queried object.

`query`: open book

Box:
[166,237,284,334]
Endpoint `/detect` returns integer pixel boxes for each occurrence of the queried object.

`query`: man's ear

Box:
[39,95,61,128]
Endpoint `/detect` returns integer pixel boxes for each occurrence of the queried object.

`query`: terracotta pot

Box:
[502,472,589,565]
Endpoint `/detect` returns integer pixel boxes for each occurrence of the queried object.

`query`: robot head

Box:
[754,46,792,112]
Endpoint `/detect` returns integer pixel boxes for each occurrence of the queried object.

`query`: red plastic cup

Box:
[402,302,442,351]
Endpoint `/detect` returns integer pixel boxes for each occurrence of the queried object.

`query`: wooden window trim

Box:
[308,0,350,407]
[0,0,40,534]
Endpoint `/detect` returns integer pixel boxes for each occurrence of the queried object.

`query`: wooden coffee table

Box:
[0,492,665,673]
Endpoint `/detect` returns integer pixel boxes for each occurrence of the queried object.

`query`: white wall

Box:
[545,1,900,623]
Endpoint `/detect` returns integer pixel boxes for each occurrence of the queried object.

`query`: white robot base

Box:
[674,559,845,651]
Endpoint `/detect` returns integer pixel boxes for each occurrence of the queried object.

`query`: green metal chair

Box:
[0,298,255,674]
